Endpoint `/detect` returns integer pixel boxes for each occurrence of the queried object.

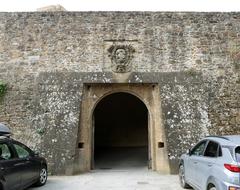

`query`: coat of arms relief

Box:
[108,45,135,73]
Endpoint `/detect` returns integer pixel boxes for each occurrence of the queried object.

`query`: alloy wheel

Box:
[209,187,216,190]
[40,168,47,184]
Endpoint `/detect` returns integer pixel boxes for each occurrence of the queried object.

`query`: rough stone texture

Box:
[0,12,239,174]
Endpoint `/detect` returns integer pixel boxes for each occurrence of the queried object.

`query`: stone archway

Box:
[75,84,170,174]
[93,92,149,169]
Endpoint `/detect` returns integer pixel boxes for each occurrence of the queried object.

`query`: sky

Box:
[1,0,240,12]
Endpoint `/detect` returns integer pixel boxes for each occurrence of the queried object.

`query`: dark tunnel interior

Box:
[93,92,149,169]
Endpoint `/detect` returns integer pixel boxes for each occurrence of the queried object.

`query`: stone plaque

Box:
[108,45,135,73]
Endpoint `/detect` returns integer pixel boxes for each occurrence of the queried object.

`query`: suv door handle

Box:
[208,163,213,167]
[194,161,198,164]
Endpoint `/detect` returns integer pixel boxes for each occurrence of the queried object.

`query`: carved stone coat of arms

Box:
[108,45,135,73]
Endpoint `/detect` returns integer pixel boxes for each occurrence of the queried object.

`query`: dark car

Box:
[0,135,47,190]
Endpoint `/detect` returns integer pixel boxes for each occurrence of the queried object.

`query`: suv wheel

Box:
[209,186,216,190]
[36,166,47,186]
[179,164,190,189]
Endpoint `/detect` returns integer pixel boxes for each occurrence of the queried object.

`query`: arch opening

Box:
[93,92,149,170]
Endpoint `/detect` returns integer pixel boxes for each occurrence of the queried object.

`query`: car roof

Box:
[223,135,240,145]
[204,135,240,147]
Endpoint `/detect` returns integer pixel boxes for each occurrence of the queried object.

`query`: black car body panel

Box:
[0,137,47,190]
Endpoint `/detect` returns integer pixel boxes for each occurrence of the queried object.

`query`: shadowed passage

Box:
[93,92,149,170]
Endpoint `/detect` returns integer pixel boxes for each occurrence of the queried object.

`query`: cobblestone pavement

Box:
[29,168,184,190]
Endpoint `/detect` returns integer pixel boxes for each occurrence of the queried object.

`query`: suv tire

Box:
[209,186,216,190]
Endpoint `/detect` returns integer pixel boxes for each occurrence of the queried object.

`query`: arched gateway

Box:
[74,84,170,174]
[93,92,149,169]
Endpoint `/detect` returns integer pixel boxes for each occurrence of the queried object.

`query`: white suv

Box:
[179,135,240,190]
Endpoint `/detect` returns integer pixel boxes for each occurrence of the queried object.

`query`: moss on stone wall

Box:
[0,81,7,98]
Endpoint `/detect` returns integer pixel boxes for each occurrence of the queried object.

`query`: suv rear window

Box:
[236,147,240,162]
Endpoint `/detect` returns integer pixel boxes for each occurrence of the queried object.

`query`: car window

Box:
[236,147,240,162]
[0,143,12,160]
[13,143,31,159]
[191,141,207,156]
[204,141,219,157]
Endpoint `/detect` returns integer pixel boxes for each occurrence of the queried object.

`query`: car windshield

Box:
[235,146,240,162]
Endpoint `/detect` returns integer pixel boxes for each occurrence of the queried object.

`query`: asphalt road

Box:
[29,168,184,190]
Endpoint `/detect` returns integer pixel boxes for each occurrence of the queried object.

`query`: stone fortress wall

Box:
[0,12,239,174]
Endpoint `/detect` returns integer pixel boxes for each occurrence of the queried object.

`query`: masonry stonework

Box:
[0,12,239,174]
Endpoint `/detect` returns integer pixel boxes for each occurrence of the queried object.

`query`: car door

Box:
[187,140,208,189]
[0,141,21,190]
[11,142,40,188]
[196,141,219,190]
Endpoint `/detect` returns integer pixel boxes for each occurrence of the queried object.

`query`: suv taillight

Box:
[229,187,240,190]
[224,164,240,173]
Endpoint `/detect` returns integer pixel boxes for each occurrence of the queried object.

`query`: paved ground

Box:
[29,167,183,190]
